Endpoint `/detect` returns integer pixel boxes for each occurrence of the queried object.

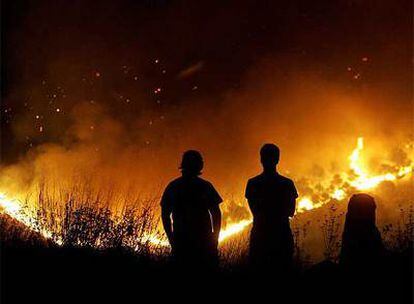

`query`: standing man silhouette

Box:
[245,144,298,271]
[161,150,222,269]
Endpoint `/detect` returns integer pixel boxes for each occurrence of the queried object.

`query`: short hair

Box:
[180,150,203,175]
[260,143,280,164]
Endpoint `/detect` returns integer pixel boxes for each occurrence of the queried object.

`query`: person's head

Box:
[180,150,203,176]
[346,193,377,223]
[260,143,280,170]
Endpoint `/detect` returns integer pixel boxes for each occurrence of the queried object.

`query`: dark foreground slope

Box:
[1,214,412,304]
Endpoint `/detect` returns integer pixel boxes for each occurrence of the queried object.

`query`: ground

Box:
[1,213,412,304]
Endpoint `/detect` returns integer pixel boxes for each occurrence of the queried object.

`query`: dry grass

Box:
[1,185,168,258]
[319,204,344,262]
[292,219,312,268]
[382,205,414,252]
[219,229,250,269]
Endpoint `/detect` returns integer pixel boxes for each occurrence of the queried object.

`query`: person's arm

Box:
[288,180,298,217]
[247,199,259,217]
[288,197,296,217]
[245,180,258,217]
[210,205,222,244]
[161,206,174,245]
[160,185,174,246]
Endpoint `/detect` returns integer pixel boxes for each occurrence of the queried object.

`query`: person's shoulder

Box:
[277,174,295,184]
[196,176,215,187]
[166,177,183,188]
[247,174,264,185]
[277,174,293,182]
[161,177,182,204]
[196,177,220,194]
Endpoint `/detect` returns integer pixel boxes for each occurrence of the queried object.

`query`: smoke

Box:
[1,54,412,201]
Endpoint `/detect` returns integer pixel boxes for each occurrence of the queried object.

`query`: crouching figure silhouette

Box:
[340,193,385,269]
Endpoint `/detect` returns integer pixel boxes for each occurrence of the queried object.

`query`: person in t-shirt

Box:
[161,150,222,267]
[245,143,298,270]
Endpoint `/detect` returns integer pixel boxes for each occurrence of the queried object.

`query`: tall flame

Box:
[291,137,411,213]
[347,137,410,190]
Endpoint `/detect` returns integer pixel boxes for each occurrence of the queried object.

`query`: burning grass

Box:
[1,185,412,269]
[0,187,168,257]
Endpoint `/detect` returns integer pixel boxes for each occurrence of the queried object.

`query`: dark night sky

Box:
[1,0,412,163]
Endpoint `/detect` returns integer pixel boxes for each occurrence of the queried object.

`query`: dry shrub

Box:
[382,205,413,252]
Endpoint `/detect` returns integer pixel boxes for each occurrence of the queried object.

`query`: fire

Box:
[0,193,59,242]
[0,193,20,215]
[331,189,346,201]
[219,219,252,242]
[141,233,170,247]
[348,137,412,190]
[296,137,412,213]
[0,191,252,247]
[0,137,412,248]
[142,219,254,247]
[349,137,365,176]
[297,197,315,211]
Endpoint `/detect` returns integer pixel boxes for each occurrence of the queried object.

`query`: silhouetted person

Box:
[161,150,222,269]
[340,193,384,269]
[245,144,298,271]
